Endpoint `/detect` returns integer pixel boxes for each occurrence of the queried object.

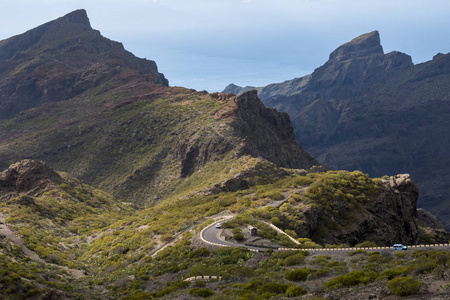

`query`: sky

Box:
[1,0,450,92]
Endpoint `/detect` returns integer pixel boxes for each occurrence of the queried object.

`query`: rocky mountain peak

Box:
[329,30,383,62]
[305,31,413,98]
[0,9,92,61]
[59,9,91,26]
[0,9,168,120]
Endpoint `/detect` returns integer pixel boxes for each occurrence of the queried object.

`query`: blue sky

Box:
[1,0,450,92]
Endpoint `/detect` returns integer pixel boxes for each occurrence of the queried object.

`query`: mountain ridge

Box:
[0,11,318,206]
[224,31,450,230]
[0,9,168,120]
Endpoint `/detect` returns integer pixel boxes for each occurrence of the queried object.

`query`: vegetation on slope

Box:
[2,159,445,299]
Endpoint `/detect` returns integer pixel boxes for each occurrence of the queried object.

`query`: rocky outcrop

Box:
[167,91,319,184]
[231,91,318,169]
[0,9,168,120]
[0,160,62,202]
[296,174,423,246]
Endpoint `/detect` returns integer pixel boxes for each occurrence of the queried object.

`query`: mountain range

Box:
[1,10,449,299]
[224,31,450,230]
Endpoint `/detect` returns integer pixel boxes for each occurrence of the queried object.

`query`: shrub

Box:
[311,255,331,265]
[263,191,284,200]
[355,241,378,248]
[271,250,299,260]
[285,285,307,297]
[258,282,288,294]
[188,248,210,258]
[189,288,214,298]
[348,249,367,256]
[194,280,206,287]
[270,217,284,228]
[233,233,244,241]
[283,254,306,266]
[387,276,421,296]
[324,271,376,290]
[231,227,242,235]
[285,269,309,281]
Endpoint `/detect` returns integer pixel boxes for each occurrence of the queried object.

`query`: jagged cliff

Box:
[224,31,450,230]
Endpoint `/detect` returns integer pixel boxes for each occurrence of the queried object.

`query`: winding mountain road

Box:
[201,218,450,254]
[201,221,270,252]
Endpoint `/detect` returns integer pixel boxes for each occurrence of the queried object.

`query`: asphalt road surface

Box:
[201,222,271,252]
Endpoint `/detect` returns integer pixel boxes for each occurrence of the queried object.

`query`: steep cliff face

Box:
[224,31,450,230]
[0,9,168,120]
[333,174,420,246]
[293,174,422,246]
[231,90,317,169]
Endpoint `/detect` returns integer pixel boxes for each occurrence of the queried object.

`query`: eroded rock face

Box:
[170,91,319,180]
[232,90,318,170]
[296,174,423,246]
[364,174,419,244]
[0,160,62,201]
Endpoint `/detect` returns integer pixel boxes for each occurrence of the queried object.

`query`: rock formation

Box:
[231,90,317,169]
[296,174,424,246]
[0,160,62,202]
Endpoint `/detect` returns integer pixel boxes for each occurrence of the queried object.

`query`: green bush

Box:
[188,248,210,258]
[231,227,242,235]
[263,191,284,200]
[282,253,306,266]
[285,269,309,281]
[258,282,288,294]
[271,250,299,260]
[233,233,244,241]
[355,241,378,248]
[387,276,421,296]
[311,255,331,265]
[347,249,367,256]
[324,271,376,290]
[270,217,284,228]
[189,287,214,298]
[285,285,307,297]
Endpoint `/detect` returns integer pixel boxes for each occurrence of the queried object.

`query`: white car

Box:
[215,223,222,229]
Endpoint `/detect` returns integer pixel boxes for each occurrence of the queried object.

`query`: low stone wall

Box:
[184,275,222,282]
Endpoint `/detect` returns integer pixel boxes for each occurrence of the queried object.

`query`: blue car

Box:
[393,244,407,250]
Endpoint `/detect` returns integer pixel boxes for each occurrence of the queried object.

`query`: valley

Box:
[0,9,449,300]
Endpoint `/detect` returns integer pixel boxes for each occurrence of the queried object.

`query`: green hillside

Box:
[0,10,449,300]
